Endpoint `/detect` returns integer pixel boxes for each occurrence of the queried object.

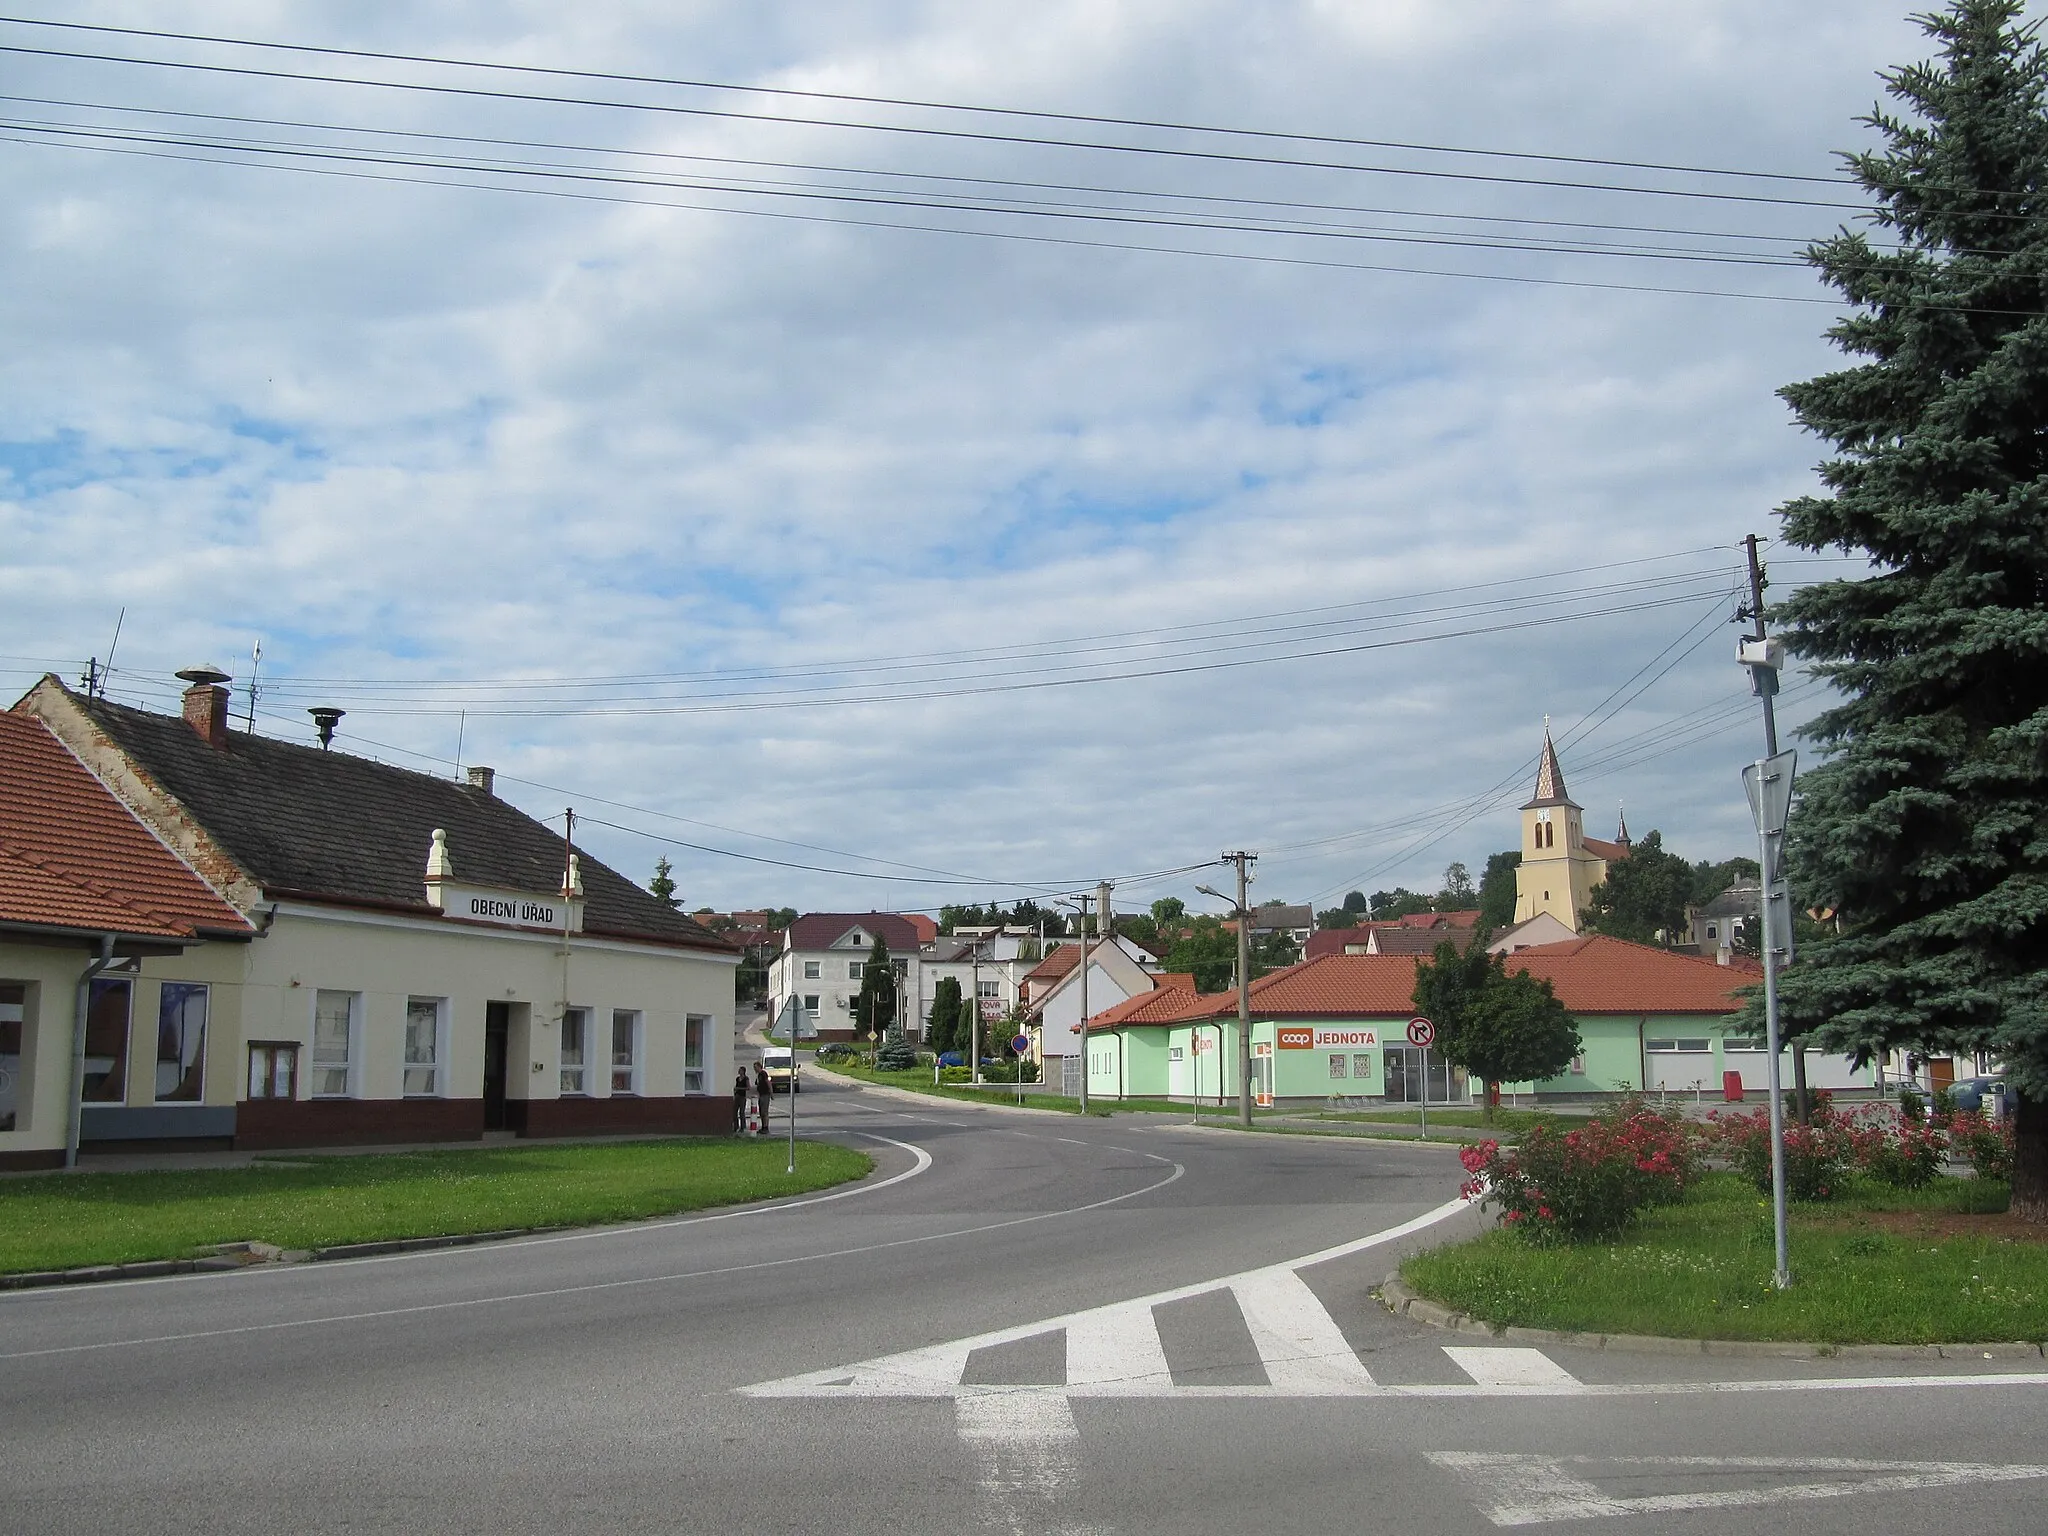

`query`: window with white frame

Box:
[802,993,820,1015]
[977,978,1000,1000]
[560,1007,589,1094]
[156,982,208,1102]
[311,989,355,1097]
[403,996,444,1096]
[847,961,864,980]
[803,960,821,980]
[611,1010,642,1094]
[1352,1054,1373,1080]
[684,1015,709,1093]
[0,981,24,1132]
[1329,1053,1348,1079]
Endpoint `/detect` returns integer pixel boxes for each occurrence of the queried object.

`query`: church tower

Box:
[1513,724,1608,932]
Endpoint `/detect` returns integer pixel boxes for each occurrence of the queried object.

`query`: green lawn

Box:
[0,1137,873,1275]
[1403,1171,2045,1345]
[816,1062,1202,1116]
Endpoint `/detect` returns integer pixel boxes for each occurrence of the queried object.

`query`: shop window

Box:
[156,982,208,1102]
[82,977,130,1102]
[403,996,444,1097]
[247,1042,298,1100]
[0,981,23,1131]
[684,1015,709,1093]
[1352,1054,1373,1080]
[611,1010,642,1094]
[560,1006,589,1094]
[312,989,356,1097]
[1329,1054,1348,1079]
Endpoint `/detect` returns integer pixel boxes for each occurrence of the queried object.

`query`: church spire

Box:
[1523,718,1579,808]
[1615,801,1631,847]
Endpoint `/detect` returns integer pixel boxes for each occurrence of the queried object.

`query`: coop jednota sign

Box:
[1276,1026,1379,1050]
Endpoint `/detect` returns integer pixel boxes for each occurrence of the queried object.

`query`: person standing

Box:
[753,1061,773,1134]
[732,1067,749,1134]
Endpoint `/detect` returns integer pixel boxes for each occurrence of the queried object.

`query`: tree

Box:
[1477,849,1521,931]
[648,857,678,909]
[1164,916,1240,992]
[1370,888,1433,920]
[1342,890,1370,916]
[1413,940,1581,1124]
[1440,862,1477,908]
[1763,0,2048,1217]
[852,933,897,1041]
[927,975,964,1056]
[1315,907,1360,930]
[1582,830,1694,944]
[1150,896,1187,928]
[1691,856,1761,908]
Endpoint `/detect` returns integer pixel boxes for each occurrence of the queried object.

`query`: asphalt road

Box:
[4,1072,2045,1534]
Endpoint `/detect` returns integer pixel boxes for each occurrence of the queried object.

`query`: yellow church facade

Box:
[1513,728,1631,932]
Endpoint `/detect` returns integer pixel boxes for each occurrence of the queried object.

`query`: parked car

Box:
[761,1047,801,1093]
[937,1052,964,1068]
[1949,1075,2005,1114]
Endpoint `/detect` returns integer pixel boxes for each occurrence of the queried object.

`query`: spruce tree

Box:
[852,933,897,1042]
[1773,0,2048,1219]
[927,975,964,1056]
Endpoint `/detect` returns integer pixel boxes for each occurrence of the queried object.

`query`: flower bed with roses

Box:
[1458,1105,1698,1244]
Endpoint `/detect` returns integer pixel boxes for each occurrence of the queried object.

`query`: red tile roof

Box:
[1582,836,1631,863]
[785,912,927,951]
[1083,974,1204,1030]
[1025,944,1083,985]
[0,712,252,941]
[904,913,939,944]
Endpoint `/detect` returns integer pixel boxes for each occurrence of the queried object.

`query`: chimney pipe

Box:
[175,666,233,749]
[465,765,495,795]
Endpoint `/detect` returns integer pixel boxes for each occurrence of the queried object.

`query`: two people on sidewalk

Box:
[734,1061,773,1133]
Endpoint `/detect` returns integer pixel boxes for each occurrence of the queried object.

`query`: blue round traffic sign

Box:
[1010,1033,1032,1055]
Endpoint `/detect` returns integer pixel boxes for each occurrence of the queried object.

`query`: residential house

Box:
[13,673,739,1156]
[767,912,926,1042]
[1025,935,1165,1081]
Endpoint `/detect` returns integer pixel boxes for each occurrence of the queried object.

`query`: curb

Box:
[306,1227,552,1262]
[1378,1270,2047,1361]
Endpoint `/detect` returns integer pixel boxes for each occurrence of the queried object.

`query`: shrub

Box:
[1929,1085,1958,1127]
[1895,1086,1926,1123]
[1949,1110,2016,1181]
[814,1043,857,1064]
[1709,1109,1850,1201]
[1457,1106,1698,1244]
[1856,1116,1947,1189]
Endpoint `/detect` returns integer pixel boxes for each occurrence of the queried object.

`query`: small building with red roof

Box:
[1075,935,1833,1106]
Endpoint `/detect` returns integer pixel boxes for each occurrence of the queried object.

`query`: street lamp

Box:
[1055,896,1091,1113]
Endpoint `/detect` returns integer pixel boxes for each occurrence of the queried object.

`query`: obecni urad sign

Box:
[429,881,584,933]
[1276,1026,1380,1050]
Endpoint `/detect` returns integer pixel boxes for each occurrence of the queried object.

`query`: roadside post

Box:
[1408,1016,1436,1140]
[1744,749,1799,1289]
[1011,1033,1031,1106]
[777,997,801,1176]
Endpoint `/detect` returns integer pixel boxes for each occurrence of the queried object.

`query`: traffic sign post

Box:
[776,997,802,1176]
[1407,1018,1436,1140]
[1011,1034,1031,1106]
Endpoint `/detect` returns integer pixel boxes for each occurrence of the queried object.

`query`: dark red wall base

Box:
[235,1097,484,1150]
[509,1096,733,1138]
[0,1148,65,1171]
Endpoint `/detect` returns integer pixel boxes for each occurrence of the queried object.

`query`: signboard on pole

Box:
[1406,1017,1436,1048]
[1009,1033,1031,1056]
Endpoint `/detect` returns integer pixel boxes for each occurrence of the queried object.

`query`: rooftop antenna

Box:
[96,608,126,700]
[454,709,466,778]
[245,639,262,733]
[308,706,345,750]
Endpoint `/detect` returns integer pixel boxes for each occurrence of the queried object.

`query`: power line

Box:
[0,14,1853,189]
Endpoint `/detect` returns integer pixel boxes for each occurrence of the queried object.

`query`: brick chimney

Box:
[465,765,495,796]
[175,666,233,749]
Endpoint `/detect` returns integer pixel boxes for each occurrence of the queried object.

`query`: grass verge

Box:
[817,1062,1210,1116]
[1403,1170,2044,1344]
[0,1137,872,1275]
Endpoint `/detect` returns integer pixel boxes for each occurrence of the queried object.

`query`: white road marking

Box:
[1229,1268,1376,1392]
[957,1390,1107,1536]
[1066,1304,1174,1390]
[745,1196,1468,1399]
[1430,1452,2048,1526]
[1444,1347,1581,1388]
[0,1148,1186,1359]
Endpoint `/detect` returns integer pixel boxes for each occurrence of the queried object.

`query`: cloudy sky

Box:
[1,2,1942,918]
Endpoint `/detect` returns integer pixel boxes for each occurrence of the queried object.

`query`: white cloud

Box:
[0,1,1927,912]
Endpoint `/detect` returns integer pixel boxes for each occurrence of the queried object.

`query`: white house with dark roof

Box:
[15,672,738,1151]
[767,912,927,1042]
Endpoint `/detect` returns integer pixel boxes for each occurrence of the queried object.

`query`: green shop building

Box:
[1082,936,1768,1108]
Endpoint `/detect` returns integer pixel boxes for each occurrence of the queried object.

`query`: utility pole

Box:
[1742,534,1810,1125]
[1201,853,1259,1127]
[1740,534,1797,1290]
[1060,896,1092,1112]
